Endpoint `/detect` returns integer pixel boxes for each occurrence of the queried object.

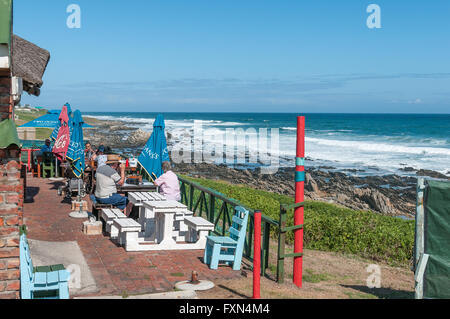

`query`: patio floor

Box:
[23,177,241,298]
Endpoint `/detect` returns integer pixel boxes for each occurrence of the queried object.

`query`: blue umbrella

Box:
[20,104,93,129]
[138,114,170,179]
[66,110,85,178]
[19,110,61,128]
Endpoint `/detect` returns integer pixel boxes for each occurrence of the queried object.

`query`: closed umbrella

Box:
[50,103,73,141]
[52,105,71,161]
[138,114,170,180]
[66,110,85,178]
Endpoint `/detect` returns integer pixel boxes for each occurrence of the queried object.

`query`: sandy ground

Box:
[196,245,415,299]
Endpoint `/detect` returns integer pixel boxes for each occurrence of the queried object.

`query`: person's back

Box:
[155,170,181,201]
[94,161,127,211]
[95,164,121,199]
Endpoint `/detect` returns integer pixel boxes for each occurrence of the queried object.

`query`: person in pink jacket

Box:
[154,161,181,201]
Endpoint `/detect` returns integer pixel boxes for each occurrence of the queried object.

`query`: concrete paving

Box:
[74,290,198,299]
[29,239,98,295]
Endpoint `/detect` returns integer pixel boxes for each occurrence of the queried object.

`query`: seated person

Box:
[94,158,128,211]
[39,139,53,156]
[90,145,105,163]
[85,142,95,161]
[154,161,181,201]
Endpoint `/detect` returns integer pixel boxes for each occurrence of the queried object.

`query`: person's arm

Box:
[154,173,166,187]
[118,163,126,186]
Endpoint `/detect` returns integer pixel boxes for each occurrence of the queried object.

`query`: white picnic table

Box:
[128,191,167,240]
[118,192,214,251]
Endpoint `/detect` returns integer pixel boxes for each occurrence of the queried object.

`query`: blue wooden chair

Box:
[203,206,249,271]
[20,234,70,299]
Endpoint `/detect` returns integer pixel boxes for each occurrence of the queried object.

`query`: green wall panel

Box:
[0,0,12,47]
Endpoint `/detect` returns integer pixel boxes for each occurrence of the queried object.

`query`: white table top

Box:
[143,200,187,209]
[129,192,167,204]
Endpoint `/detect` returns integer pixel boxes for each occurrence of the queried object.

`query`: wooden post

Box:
[293,116,305,288]
[277,206,287,283]
[253,210,261,299]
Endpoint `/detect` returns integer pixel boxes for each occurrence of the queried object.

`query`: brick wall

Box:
[0,160,23,299]
[0,71,22,299]
[0,75,12,121]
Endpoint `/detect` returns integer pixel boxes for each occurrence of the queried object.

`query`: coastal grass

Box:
[15,108,48,123]
[180,175,415,267]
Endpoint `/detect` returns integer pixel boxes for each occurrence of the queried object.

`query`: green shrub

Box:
[180,175,415,266]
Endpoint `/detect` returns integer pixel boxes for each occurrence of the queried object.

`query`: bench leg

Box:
[110,223,119,239]
[59,282,70,299]
[187,228,197,243]
[21,283,32,299]
[203,240,212,265]
[124,231,139,251]
[105,221,113,234]
[232,250,244,271]
[209,243,221,270]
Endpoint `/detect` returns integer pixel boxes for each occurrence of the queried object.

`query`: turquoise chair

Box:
[203,206,249,271]
[20,234,70,299]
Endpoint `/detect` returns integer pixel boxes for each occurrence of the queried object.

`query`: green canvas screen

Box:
[423,179,450,299]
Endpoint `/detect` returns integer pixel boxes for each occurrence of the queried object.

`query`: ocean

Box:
[86,112,450,177]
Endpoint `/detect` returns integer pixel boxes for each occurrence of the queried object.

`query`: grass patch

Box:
[303,269,331,283]
[170,273,184,277]
[180,175,415,267]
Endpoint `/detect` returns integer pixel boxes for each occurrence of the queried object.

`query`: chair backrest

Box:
[43,152,54,163]
[229,206,249,247]
[19,234,34,283]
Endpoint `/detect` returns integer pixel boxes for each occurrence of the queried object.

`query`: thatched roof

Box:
[12,34,50,96]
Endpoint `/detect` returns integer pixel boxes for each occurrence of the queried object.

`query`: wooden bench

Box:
[90,195,114,220]
[100,208,128,237]
[20,234,70,299]
[173,210,194,242]
[184,216,215,245]
[112,218,142,251]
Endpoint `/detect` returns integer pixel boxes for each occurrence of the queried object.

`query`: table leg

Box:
[157,211,177,247]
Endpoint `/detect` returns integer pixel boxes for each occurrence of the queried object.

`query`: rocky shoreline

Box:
[83,116,449,218]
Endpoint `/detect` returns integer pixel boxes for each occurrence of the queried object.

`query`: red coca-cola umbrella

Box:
[52,105,71,161]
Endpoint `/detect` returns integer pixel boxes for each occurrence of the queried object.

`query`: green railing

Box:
[178,176,278,276]
[277,202,305,284]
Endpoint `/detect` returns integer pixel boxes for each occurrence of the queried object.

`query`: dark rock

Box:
[416,169,449,180]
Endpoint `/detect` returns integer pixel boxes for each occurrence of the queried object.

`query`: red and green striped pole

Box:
[293,116,305,287]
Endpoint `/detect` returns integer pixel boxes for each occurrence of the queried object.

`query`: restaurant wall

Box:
[0,160,23,299]
[0,74,12,120]
[0,65,22,298]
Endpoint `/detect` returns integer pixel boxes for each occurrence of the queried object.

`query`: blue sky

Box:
[14,0,450,113]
